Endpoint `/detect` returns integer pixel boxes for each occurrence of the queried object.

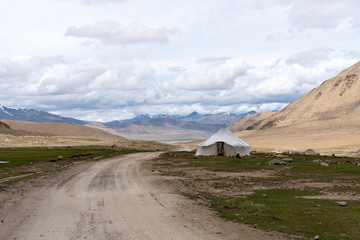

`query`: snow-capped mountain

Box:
[0,105,86,125]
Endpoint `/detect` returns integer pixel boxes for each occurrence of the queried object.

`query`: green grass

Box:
[155,152,360,181]
[0,146,142,169]
[209,189,360,240]
[154,151,360,239]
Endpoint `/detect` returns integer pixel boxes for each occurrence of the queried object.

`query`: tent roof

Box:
[198,126,249,147]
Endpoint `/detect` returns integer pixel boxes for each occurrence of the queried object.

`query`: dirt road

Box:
[0,152,282,240]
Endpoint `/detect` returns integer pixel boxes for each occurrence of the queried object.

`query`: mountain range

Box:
[0,105,86,125]
[0,105,256,140]
[106,111,255,126]
[91,111,256,141]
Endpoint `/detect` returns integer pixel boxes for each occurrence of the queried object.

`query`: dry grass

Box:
[2,120,121,138]
[0,133,170,151]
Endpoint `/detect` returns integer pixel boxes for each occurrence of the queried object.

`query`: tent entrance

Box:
[216,142,225,156]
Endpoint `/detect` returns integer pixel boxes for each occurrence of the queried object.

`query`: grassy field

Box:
[0,146,141,169]
[0,146,146,189]
[153,151,360,240]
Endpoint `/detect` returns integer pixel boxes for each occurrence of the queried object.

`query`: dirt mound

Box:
[2,120,123,138]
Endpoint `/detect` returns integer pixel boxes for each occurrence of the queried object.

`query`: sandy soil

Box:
[236,118,360,156]
[0,152,282,240]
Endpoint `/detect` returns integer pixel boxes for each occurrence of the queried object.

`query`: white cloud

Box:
[34,58,154,94]
[1,0,360,121]
[66,20,170,45]
[288,0,358,30]
[81,0,125,4]
[173,58,252,91]
[286,46,333,67]
[58,0,126,5]
[258,102,288,112]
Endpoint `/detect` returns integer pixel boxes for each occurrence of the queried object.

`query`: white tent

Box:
[195,127,250,157]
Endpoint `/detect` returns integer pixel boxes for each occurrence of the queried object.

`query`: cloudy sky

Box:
[1,0,360,121]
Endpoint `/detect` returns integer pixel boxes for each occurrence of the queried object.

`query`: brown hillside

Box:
[2,120,123,138]
[228,112,274,132]
[0,121,11,129]
[228,61,360,156]
[258,61,360,129]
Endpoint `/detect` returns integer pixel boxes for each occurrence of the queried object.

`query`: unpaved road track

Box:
[0,152,282,240]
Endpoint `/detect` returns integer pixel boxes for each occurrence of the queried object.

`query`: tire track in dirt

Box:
[0,152,283,240]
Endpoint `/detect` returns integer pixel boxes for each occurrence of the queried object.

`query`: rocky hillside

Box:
[228,112,274,132]
[255,61,360,129]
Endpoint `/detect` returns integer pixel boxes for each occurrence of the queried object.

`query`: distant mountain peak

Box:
[188,111,199,116]
[0,105,86,125]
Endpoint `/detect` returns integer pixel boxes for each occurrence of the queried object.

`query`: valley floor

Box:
[237,119,360,156]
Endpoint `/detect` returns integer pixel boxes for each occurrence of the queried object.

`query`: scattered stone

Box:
[355,149,360,157]
[313,159,321,163]
[314,235,320,240]
[256,162,262,166]
[282,158,293,163]
[354,162,360,166]
[320,162,329,167]
[337,201,347,207]
[1,220,4,223]
[253,224,258,228]
[303,149,320,156]
[289,150,300,155]
[57,156,63,160]
[267,159,286,165]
